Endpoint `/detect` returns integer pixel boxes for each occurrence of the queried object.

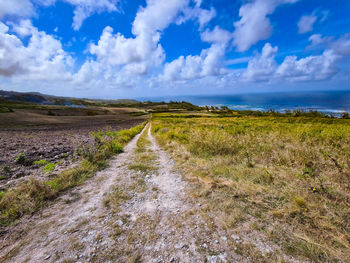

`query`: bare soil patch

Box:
[0,107,147,190]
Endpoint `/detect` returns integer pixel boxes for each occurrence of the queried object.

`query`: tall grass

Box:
[152,114,350,262]
[0,123,146,226]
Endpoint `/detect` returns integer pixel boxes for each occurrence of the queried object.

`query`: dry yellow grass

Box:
[152,113,350,262]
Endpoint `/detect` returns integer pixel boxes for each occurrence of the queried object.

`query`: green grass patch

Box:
[0,107,13,113]
[33,160,49,166]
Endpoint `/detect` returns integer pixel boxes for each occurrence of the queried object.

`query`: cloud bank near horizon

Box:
[0,0,349,98]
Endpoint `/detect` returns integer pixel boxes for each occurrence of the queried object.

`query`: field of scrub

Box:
[151,113,350,262]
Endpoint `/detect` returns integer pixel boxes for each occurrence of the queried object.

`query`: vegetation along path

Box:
[0,123,301,262]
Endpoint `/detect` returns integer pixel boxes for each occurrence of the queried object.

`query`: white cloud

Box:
[0,21,73,79]
[233,0,298,52]
[69,0,120,30]
[0,0,221,91]
[242,40,344,82]
[201,26,232,44]
[132,0,189,36]
[163,26,231,81]
[0,0,120,30]
[309,34,327,46]
[163,44,227,81]
[0,1,348,96]
[93,0,189,65]
[331,34,350,56]
[0,0,34,18]
[243,43,278,81]
[76,0,192,84]
[298,13,317,34]
[176,4,216,30]
[276,50,340,81]
[10,19,34,37]
[194,0,202,7]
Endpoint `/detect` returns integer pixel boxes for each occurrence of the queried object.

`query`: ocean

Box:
[140,90,350,114]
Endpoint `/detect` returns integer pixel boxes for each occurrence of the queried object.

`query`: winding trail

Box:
[0,123,242,263]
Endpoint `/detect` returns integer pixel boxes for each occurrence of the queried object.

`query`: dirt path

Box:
[0,124,244,263]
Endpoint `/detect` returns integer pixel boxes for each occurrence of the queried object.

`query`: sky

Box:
[0,0,350,99]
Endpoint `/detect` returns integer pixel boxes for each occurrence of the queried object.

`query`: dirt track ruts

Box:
[0,123,243,263]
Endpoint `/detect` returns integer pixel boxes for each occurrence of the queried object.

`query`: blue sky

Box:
[0,0,349,99]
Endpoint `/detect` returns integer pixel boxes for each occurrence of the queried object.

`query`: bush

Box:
[110,141,124,154]
[15,153,32,166]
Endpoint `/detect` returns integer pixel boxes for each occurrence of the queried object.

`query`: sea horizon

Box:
[138,90,350,114]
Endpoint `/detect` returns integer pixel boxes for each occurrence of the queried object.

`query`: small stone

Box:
[174,243,183,249]
[44,255,51,260]
[221,236,227,241]
[231,234,240,242]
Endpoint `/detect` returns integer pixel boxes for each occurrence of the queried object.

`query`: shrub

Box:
[15,153,32,166]
[294,196,307,208]
[2,166,11,174]
[110,141,124,154]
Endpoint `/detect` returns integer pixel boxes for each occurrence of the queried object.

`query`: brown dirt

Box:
[0,108,147,190]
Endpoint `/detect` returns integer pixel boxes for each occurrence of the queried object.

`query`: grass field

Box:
[152,113,350,262]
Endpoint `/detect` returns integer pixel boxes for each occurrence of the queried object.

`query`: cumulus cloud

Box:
[276,50,340,81]
[298,13,317,34]
[176,3,216,30]
[242,37,347,83]
[0,0,120,30]
[0,0,34,18]
[233,0,298,52]
[201,26,232,44]
[163,26,231,81]
[0,21,73,79]
[9,19,34,37]
[163,27,230,81]
[243,43,278,81]
[68,0,120,30]
[76,0,194,84]
[1,0,220,90]
[0,0,348,95]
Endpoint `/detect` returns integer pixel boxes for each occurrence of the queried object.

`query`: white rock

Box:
[231,234,240,241]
